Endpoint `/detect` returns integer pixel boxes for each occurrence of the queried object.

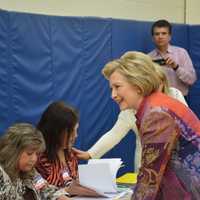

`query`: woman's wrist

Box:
[88,152,92,159]
[87,151,93,159]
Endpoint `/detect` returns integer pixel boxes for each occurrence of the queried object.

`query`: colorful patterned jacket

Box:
[132,92,200,200]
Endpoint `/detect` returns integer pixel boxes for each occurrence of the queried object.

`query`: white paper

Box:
[88,158,122,181]
[78,158,123,195]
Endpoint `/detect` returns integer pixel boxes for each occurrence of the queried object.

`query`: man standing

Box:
[149,19,197,97]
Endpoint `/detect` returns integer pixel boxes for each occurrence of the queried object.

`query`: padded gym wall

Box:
[0,9,199,174]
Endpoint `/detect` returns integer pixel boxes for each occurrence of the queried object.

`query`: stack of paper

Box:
[78,158,123,196]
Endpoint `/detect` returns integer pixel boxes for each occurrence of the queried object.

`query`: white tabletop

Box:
[72,189,133,200]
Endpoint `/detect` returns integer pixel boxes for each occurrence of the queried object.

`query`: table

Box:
[72,188,133,200]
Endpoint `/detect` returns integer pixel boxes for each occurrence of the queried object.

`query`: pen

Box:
[112,191,127,200]
[120,164,125,168]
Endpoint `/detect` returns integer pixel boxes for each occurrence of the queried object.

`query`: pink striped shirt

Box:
[148,45,197,96]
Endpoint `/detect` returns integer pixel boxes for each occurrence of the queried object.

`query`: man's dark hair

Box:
[151,19,172,36]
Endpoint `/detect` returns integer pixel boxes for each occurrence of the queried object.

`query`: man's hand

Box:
[165,57,178,70]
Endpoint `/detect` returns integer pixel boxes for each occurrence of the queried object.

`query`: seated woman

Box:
[36,101,79,188]
[36,101,100,197]
[0,123,69,200]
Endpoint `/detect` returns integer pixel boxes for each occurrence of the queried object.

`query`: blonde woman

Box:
[0,123,69,200]
[101,52,200,199]
[74,52,188,172]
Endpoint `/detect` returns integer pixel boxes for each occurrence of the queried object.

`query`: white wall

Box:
[0,0,199,24]
[186,0,200,24]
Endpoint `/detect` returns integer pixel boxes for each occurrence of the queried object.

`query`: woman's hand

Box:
[65,180,103,197]
[72,147,91,160]
[57,195,71,200]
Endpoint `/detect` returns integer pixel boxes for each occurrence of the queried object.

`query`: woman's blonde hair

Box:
[102,51,161,96]
[153,63,169,94]
[122,51,170,94]
[0,123,45,181]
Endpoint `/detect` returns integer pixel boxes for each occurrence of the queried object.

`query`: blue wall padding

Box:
[112,19,154,58]
[188,25,200,117]
[0,9,199,175]
[0,10,9,131]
